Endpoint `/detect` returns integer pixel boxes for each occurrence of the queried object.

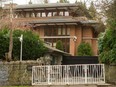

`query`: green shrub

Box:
[77,42,93,56]
[98,29,116,64]
[56,40,63,51]
[0,29,9,60]
[0,29,47,60]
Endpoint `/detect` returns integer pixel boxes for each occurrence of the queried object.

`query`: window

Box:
[53,43,56,47]
[26,13,29,18]
[67,27,70,35]
[44,26,70,36]
[62,27,66,35]
[31,13,35,17]
[58,28,61,35]
[37,13,40,17]
[65,11,69,16]
[42,12,46,17]
[59,11,63,16]
[48,12,52,17]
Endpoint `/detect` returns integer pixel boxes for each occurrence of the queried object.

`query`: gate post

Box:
[103,64,105,83]
[48,66,50,84]
[84,65,87,84]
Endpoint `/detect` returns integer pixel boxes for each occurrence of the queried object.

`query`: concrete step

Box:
[33,84,97,87]
[32,84,115,87]
[97,83,115,87]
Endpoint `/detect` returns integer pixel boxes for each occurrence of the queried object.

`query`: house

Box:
[4,3,98,56]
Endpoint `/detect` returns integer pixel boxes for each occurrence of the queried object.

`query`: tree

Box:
[0,28,9,60]
[89,1,96,19]
[68,1,92,18]
[0,0,14,61]
[77,42,93,56]
[106,0,116,29]
[44,0,49,3]
[0,29,47,60]
[98,0,116,64]
[56,40,63,51]
[98,29,116,64]
[59,0,69,3]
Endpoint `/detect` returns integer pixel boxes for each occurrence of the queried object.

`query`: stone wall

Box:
[105,65,116,85]
[0,61,42,86]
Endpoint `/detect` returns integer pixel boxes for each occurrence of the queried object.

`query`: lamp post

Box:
[19,34,23,62]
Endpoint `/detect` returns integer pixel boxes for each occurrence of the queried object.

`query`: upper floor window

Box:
[65,11,69,16]
[48,12,52,17]
[67,27,70,35]
[62,27,66,35]
[59,11,63,16]
[42,12,46,17]
[26,13,30,18]
[58,28,61,35]
[31,13,35,17]
[44,26,70,36]
[37,13,40,17]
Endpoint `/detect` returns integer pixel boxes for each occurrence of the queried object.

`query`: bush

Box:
[77,42,93,56]
[56,40,63,51]
[0,29,9,60]
[0,29,47,60]
[98,29,116,64]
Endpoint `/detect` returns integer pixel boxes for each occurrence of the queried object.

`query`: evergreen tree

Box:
[56,40,64,51]
[44,0,49,3]
[89,1,97,19]
[106,0,116,29]
[77,42,93,56]
[59,0,69,3]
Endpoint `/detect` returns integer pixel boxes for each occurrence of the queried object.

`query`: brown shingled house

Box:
[4,3,98,56]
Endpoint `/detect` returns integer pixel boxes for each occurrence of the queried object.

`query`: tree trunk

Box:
[8,28,13,62]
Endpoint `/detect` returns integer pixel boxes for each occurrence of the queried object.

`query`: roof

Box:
[4,3,78,10]
[44,44,71,56]
[29,18,98,25]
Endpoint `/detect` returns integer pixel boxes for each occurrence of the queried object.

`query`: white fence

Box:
[32,64,105,85]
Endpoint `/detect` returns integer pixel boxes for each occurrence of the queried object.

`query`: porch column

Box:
[69,26,76,56]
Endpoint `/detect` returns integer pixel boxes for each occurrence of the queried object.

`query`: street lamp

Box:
[19,34,23,62]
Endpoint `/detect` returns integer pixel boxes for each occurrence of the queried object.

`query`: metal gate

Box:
[32,64,105,85]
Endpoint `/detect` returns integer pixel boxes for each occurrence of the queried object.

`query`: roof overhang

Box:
[44,44,71,56]
[3,3,78,11]
[29,19,99,27]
